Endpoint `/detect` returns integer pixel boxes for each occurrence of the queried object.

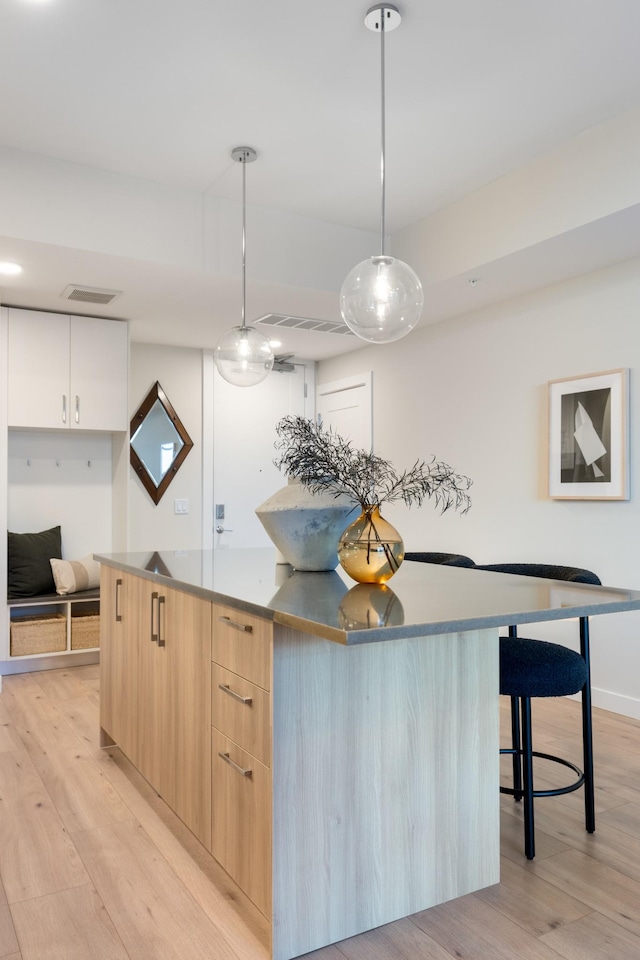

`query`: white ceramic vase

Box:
[256,479,356,571]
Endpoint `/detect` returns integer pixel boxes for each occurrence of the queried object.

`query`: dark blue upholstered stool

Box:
[474,563,601,860]
[405,552,475,567]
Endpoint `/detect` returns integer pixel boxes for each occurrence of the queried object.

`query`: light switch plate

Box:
[174,498,189,514]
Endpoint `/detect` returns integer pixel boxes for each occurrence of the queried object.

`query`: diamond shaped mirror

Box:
[130,381,193,504]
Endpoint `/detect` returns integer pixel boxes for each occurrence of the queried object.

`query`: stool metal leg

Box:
[510,696,522,800]
[580,615,595,834]
[520,696,535,860]
[507,626,523,801]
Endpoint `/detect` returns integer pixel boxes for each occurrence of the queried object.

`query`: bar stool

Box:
[473,563,601,859]
[405,552,475,567]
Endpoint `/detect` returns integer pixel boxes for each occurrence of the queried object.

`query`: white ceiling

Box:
[1,0,640,358]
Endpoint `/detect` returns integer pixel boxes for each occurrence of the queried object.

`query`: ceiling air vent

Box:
[255,313,355,336]
[61,284,121,305]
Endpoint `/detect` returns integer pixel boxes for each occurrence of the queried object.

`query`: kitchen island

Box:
[96,549,640,960]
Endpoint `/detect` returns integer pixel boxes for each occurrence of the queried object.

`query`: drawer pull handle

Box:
[218,751,252,778]
[218,615,253,634]
[218,683,252,706]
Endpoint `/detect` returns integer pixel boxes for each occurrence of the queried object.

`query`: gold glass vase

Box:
[337,505,404,584]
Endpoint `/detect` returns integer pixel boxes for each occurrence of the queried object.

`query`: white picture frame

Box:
[548,368,629,500]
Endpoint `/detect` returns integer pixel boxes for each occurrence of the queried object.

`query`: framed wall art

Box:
[548,368,629,500]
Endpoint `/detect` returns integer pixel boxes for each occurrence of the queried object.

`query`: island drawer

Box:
[212,728,271,918]
[212,662,271,767]
[212,603,271,691]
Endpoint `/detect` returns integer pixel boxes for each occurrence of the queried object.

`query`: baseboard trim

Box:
[590,687,640,721]
[0,650,99,677]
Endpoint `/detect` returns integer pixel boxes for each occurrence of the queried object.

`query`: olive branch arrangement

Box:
[273,416,472,552]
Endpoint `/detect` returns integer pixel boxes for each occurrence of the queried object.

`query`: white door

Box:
[211,362,310,549]
[317,372,373,449]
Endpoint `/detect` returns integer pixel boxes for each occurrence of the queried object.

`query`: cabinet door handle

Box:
[115,578,123,622]
[151,591,158,642]
[62,394,67,423]
[218,615,253,634]
[75,395,80,424]
[218,683,252,706]
[218,751,252,778]
[157,595,166,647]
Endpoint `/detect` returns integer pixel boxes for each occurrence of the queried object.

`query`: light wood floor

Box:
[2,666,640,959]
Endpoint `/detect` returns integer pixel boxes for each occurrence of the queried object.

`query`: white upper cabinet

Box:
[69,315,128,431]
[7,309,128,431]
[7,310,69,429]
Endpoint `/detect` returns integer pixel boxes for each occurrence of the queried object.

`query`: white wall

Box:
[318,256,640,718]
[7,431,113,558]
[128,343,203,551]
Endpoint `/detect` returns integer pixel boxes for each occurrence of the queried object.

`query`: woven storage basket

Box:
[10,612,66,656]
[71,613,100,650]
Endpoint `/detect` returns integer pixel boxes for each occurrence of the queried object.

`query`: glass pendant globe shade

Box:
[214,324,274,387]
[340,255,424,343]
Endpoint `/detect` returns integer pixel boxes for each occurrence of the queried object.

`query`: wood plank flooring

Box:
[1,665,640,959]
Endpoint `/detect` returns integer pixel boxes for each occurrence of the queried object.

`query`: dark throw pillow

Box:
[7,525,62,599]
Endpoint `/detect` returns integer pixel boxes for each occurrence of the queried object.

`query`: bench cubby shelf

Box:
[7,589,100,659]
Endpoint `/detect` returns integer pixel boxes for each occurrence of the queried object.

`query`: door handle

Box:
[151,591,158,642]
[157,595,166,647]
[62,394,67,423]
[216,526,234,534]
[75,395,80,424]
[115,578,123,622]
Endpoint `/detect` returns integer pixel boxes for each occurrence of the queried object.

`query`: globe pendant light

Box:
[340,4,424,344]
[214,147,274,386]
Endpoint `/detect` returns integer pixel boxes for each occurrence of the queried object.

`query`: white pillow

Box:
[50,556,100,595]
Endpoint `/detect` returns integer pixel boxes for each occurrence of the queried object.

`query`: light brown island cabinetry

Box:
[211,604,273,919]
[99,566,212,849]
[99,562,500,960]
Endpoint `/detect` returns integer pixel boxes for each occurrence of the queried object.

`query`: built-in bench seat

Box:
[7,587,100,607]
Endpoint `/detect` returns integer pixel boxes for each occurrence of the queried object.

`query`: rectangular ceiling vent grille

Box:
[62,284,121,305]
[255,313,355,336]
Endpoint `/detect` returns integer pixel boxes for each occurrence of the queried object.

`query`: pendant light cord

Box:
[241,155,247,329]
[379,8,386,256]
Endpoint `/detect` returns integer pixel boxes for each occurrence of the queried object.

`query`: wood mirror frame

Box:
[130,381,193,505]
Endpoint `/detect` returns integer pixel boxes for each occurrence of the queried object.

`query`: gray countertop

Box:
[95,548,640,644]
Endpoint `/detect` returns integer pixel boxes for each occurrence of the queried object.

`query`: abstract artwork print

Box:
[549,369,628,500]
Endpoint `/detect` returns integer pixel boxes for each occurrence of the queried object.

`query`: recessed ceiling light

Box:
[269,339,283,349]
[0,261,23,276]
